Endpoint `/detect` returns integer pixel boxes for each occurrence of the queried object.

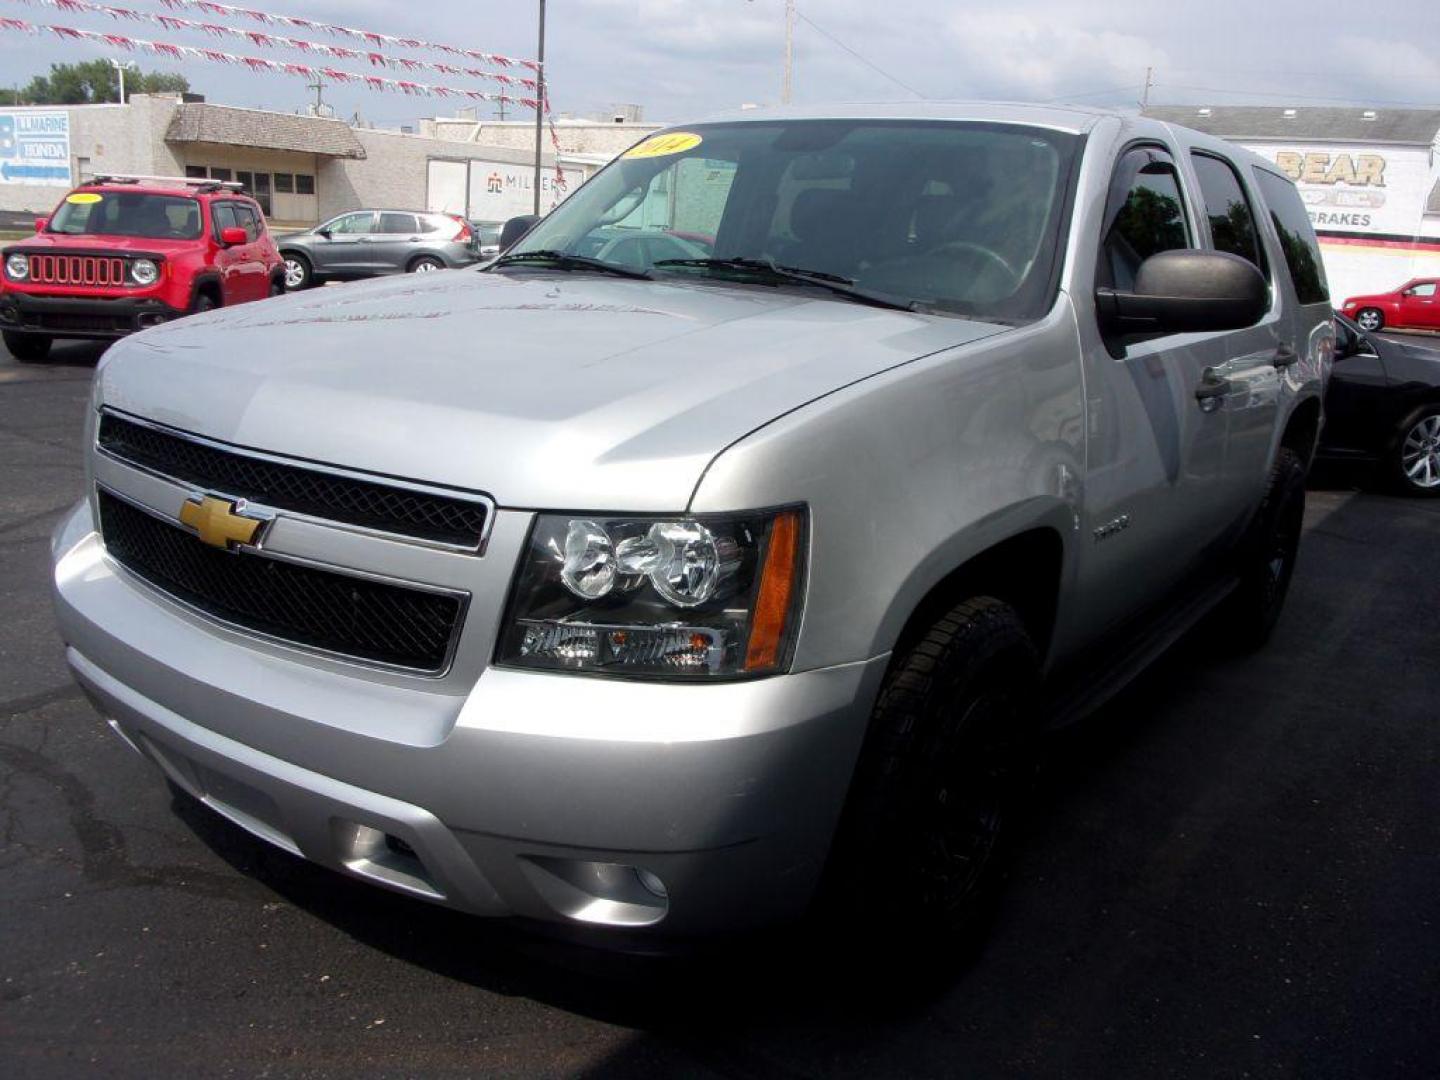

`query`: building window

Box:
[296,174,315,196]
[274,172,294,194]
[210,167,233,181]
[185,165,207,178]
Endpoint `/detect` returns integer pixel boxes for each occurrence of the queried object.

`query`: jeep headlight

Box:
[497,509,805,679]
[4,253,28,281]
[129,258,159,286]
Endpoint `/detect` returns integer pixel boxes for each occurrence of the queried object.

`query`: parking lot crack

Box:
[0,739,249,901]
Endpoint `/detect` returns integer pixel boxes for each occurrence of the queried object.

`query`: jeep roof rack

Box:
[87,174,247,194]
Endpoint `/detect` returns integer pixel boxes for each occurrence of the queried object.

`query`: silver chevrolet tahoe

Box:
[51,104,1334,955]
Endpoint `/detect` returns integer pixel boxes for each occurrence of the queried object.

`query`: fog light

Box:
[0,302,18,325]
[635,868,667,898]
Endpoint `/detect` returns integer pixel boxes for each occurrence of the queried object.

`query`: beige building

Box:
[0,93,641,227]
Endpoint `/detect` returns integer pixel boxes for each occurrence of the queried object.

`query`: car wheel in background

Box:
[1355,308,1384,331]
[1393,408,1440,496]
[409,256,444,274]
[1212,447,1306,650]
[820,596,1039,967]
[3,331,52,363]
[282,255,312,290]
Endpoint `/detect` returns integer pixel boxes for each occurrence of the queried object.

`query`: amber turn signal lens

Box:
[744,510,801,672]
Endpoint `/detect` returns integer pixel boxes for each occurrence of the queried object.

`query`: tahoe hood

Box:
[97,270,1008,510]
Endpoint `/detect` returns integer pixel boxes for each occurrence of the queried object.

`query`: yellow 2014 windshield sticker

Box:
[623,132,703,159]
[65,192,103,204]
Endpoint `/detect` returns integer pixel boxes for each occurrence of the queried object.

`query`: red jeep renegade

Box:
[1,175,285,362]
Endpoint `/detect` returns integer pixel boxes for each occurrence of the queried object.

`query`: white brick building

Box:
[0,94,637,227]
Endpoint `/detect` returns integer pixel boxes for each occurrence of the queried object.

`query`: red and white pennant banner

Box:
[0,17,541,106]
[154,0,539,70]
[1,0,539,90]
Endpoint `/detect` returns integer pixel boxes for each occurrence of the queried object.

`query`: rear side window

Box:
[1190,153,1265,272]
[1254,169,1329,305]
[378,212,418,234]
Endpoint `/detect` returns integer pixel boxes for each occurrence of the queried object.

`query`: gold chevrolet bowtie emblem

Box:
[179,495,264,551]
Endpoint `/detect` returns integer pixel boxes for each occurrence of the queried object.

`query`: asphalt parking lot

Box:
[3,336,1439,1079]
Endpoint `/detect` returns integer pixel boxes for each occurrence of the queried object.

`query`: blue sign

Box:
[0,111,72,187]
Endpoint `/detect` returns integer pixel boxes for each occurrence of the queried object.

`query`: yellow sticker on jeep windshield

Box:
[623,132,702,159]
[65,193,103,205]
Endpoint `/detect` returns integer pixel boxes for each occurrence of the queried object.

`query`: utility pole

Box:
[306,73,327,116]
[108,58,135,104]
[532,0,546,215]
[1140,66,1153,110]
[782,0,795,104]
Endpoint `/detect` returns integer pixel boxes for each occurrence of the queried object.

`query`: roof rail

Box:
[88,174,246,192]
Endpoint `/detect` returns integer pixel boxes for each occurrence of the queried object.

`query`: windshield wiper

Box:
[490,250,652,279]
[653,257,917,311]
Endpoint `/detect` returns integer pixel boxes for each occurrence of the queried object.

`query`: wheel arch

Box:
[189,272,223,308]
[1280,394,1323,469]
[879,513,1070,669]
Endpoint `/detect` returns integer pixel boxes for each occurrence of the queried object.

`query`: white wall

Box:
[1239,137,1440,300]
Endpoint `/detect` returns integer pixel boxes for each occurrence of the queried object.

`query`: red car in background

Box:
[1340,278,1440,333]
[1,175,284,362]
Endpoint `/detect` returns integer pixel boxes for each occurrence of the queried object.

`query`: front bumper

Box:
[0,291,186,339]
[52,499,886,939]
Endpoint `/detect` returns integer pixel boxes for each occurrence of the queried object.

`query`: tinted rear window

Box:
[1254,169,1328,305]
[1191,153,1265,272]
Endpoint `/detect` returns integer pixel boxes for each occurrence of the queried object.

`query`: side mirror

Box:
[220,226,248,247]
[1096,250,1268,335]
[500,214,540,252]
[316,227,331,239]
[34,217,47,233]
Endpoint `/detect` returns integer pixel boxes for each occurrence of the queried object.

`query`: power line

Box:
[793,9,926,99]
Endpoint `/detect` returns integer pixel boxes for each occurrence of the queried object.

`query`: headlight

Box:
[129,259,159,286]
[498,508,805,679]
[5,253,28,281]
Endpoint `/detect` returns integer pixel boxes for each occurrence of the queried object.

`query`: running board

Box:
[1044,575,1239,730]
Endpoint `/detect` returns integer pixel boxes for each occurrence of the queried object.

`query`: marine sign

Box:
[0,110,72,186]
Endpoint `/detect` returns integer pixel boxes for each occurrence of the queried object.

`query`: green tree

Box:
[17,61,189,105]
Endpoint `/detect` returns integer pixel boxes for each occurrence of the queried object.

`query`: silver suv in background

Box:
[277,210,480,289]
[53,104,1333,965]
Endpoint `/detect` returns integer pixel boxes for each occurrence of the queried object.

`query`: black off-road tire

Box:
[819,597,1041,967]
[1214,447,1307,651]
[3,331,51,363]
[191,292,219,315]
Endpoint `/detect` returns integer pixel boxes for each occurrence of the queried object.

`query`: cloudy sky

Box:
[0,0,1437,127]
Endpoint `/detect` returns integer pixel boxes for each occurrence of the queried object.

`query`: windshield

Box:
[47,192,203,240]
[505,120,1081,321]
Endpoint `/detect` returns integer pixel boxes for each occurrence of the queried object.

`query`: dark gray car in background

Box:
[277,210,480,289]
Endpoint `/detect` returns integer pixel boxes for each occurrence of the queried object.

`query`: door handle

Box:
[1273,343,1300,369]
[1195,368,1232,412]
